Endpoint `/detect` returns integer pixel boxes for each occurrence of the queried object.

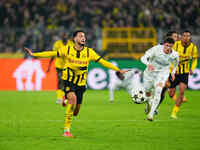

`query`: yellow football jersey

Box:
[173,41,198,74]
[53,40,74,69]
[57,45,102,86]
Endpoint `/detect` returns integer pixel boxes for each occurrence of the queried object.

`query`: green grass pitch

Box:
[0,90,200,150]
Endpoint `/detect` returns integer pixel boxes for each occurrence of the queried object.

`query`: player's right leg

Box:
[171,82,187,119]
[63,91,77,137]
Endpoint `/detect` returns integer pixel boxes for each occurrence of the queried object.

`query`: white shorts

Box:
[143,70,169,92]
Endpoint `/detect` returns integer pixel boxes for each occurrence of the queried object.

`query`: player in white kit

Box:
[141,37,179,121]
[109,69,143,102]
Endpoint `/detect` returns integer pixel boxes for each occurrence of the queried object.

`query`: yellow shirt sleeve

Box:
[89,49,101,62]
[191,45,198,71]
[98,59,120,71]
[32,51,57,57]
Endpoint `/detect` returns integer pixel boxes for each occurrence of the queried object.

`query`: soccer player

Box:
[141,37,179,121]
[24,30,127,137]
[46,32,74,104]
[156,31,179,110]
[169,30,198,119]
[109,69,143,102]
[166,31,179,42]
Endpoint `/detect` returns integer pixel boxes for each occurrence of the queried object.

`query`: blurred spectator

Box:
[0,0,200,53]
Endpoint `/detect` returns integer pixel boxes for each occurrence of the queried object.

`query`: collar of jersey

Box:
[181,41,191,48]
[73,46,85,52]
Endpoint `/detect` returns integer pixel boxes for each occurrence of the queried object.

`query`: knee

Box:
[179,90,185,96]
[67,93,77,104]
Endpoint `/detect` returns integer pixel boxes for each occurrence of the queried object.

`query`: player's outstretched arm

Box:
[24,47,57,58]
[98,59,128,74]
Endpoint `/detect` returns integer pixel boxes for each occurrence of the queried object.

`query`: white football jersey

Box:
[141,44,179,74]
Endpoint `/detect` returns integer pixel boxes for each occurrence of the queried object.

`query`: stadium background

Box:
[1,1,200,150]
[0,0,200,91]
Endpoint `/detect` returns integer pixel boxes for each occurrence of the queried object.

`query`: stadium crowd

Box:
[0,0,200,53]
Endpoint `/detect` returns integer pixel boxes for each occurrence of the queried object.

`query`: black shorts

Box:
[169,73,189,88]
[63,81,86,104]
[56,68,64,89]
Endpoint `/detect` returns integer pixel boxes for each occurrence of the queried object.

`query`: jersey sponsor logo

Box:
[67,58,88,65]
[154,59,169,66]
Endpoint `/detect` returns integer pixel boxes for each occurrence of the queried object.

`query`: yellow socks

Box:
[171,105,179,119]
[56,89,65,100]
[64,104,75,132]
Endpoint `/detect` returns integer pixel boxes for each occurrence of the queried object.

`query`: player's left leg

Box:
[171,82,187,119]
[147,82,163,121]
[147,73,169,121]
[74,104,81,116]
[63,91,77,137]
[143,72,154,115]
[74,86,86,116]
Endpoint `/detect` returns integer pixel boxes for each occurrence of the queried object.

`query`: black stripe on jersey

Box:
[75,75,80,85]
[176,43,178,51]
[178,64,181,74]
[183,47,187,54]
[80,73,85,81]
[87,48,89,58]
[57,51,60,57]
[79,66,87,70]
[76,51,80,58]
[95,56,102,62]
[182,64,185,73]
[71,71,75,83]
[67,46,70,55]
[67,68,70,81]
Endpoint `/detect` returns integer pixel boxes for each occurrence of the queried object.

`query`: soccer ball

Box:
[131,89,147,104]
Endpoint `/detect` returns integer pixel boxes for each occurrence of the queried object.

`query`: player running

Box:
[141,37,179,121]
[169,30,198,119]
[24,30,127,137]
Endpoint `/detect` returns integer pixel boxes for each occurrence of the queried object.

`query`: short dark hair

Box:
[72,30,85,38]
[163,37,175,44]
[115,71,124,80]
[165,31,177,37]
[182,30,191,35]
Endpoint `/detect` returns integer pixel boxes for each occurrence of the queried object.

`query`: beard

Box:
[78,41,85,46]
